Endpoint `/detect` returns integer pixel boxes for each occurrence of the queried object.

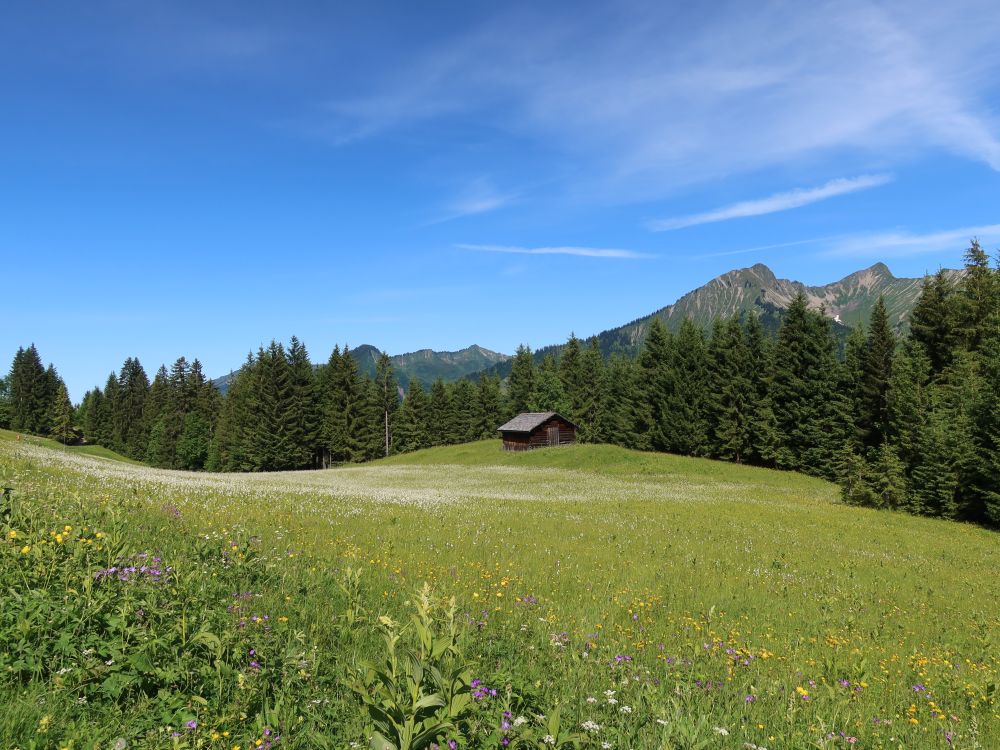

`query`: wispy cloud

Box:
[311,1,1000,195]
[697,236,834,259]
[457,243,651,259]
[823,223,1000,258]
[426,177,518,225]
[650,174,892,231]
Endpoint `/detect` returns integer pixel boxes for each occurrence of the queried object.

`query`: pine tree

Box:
[428,378,453,446]
[373,352,399,457]
[662,318,710,456]
[771,294,849,478]
[0,375,11,429]
[910,269,961,374]
[9,344,48,434]
[286,337,320,467]
[859,296,896,449]
[956,239,999,351]
[531,355,569,414]
[507,345,536,416]
[597,354,639,448]
[558,334,585,423]
[708,317,753,462]
[50,379,74,445]
[450,379,480,443]
[635,318,672,451]
[394,380,431,452]
[975,315,1000,525]
[575,339,605,443]
[744,314,779,465]
[475,373,505,439]
[116,357,150,460]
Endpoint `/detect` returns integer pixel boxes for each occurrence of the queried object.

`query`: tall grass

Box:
[0,437,996,748]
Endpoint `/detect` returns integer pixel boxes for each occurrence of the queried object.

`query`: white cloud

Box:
[426,177,519,225]
[457,243,651,259]
[823,224,1000,257]
[650,174,892,231]
[313,1,1000,195]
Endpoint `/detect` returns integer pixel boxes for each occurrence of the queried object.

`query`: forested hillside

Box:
[3,243,998,526]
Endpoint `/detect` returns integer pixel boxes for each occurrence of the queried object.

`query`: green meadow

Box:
[0,431,996,749]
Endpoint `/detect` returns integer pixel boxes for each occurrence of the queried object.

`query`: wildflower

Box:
[542,737,555,746]
[586,697,598,704]
[20,545,30,554]
[8,530,16,539]
[619,705,632,714]
[713,727,730,736]
[745,694,756,703]
[186,720,197,730]
[581,720,601,732]
[655,719,669,726]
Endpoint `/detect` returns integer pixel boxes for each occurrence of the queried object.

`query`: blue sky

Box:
[4,0,1000,400]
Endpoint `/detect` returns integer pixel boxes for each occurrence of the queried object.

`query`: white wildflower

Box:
[619,705,632,714]
[714,726,730,736]
[581,720,601,732]
[542,736,555,745]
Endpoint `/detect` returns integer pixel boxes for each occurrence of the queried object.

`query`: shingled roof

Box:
[497,412,578,433]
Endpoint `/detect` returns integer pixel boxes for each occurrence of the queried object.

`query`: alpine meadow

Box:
[5,2,1000,748]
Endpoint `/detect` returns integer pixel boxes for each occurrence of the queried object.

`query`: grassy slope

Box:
[0,427,142,464]
[380,439,831,489]
[1,437,997,747]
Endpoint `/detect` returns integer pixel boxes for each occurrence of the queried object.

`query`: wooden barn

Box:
[497,412,578,451]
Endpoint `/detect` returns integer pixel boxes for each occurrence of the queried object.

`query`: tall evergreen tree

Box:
[507,345,536,416]
[373,352,399,457]
[708,317,753,462]
[910,269,961,374]
[50,379,74,444]
[9,345,48,434]
[771,294,849,478]
[635,319,672,451]
[858,296,896,449]
[394,379,431,452]
[475,373,505,439]
[428,378,453,446]
[286,337,320,467]
[662,318,710,456]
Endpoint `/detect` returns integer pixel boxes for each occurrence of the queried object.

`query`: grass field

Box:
[0,432,996,749]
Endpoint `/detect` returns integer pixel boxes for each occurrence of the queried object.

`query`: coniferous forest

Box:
[3,243,999,528]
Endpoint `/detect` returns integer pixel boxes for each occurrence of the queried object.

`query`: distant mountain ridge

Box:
[600,262,962,352]
[213,263,958,389]
[212,344,509,394]
[477,262,961,380]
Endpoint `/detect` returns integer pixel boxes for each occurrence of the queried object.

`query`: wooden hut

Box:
[497,412,578,451]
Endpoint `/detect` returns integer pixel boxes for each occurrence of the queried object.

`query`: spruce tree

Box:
[663,318,710,456]
[859,296,896,449]
[394,380,431,452]
[771,294,849,478]
[507,345,536,416]
[635,318,672,451]
[9,345,48,434]
[744,314,779,466]
[475,373,505,438]
[286,337,320,467]
[910,270,961,374]
[575,339,605,443]
[116,357,150,460]
[0,375,11,429]
[50,379,74,445]
[708,317,753,462]
[373,352,399,457]
[428,378,453,446]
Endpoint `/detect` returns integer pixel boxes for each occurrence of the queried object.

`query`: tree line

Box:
[2,243,997,526]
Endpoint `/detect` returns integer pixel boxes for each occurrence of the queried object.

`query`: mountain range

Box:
[213,262,957,391]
